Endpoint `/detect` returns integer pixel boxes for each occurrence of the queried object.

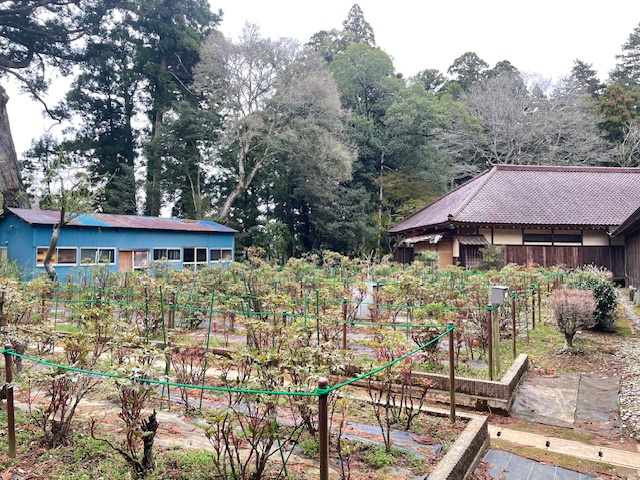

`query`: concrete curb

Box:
[427,408,489,480]
[413,353,529,411]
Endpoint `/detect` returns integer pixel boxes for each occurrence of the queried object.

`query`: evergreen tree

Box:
[342,4,376,46]
[61,25,140,214]
[132,0,220,216]
[0,0,116,207]
[611,23,640,86]
[569,59,604,98]
[598,83,636,143]
[447,52,489,92]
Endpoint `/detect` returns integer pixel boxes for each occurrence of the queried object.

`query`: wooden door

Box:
[119,251,133,272]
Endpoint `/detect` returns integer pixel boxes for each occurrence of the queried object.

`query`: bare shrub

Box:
[91,367,159,477]
[548,289,596,352]
[171,344,207,412]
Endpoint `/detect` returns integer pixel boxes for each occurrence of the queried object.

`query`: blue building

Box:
[0,208,237,280]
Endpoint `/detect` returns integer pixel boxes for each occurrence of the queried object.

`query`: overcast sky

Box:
[6,0,640,156]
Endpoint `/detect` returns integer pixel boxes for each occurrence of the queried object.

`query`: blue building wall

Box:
[0,212,235,280]
[0,213,34,275]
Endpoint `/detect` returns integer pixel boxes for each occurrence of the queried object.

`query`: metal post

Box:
[342,300,348,350]
[493,305,500,376]
[317,377,329,480]
[487,307,493,381]
[531,290,536,330]
[4,343,16,458]
[537,285,541,323]
[448,323,456,423]
[511,295,517,359]
[169,293,176,329]
[316,290,320,345]
[144,287,149,343]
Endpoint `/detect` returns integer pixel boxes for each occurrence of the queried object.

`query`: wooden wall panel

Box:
[504,246,625,279]
[626,233,640,288]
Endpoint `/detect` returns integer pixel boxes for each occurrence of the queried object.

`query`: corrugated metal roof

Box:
[6,208,237,233]
[390,165,640,233]
[456,235,490,246]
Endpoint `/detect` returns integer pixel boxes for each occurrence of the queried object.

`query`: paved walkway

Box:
[488,424,640,476]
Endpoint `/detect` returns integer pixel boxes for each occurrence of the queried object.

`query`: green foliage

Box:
[447,52,489,92]
[298,436,319,457]
[0,260,22,280]
[477,245,505,271]
[363,445,397,468]
[564,267,618,329]
[597,83,636,143]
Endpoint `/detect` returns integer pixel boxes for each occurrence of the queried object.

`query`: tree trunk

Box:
[0,85,27,208]
[141,410,158,472]
[44,221,63,281]
[145,55,168,217]
[563,331,575,350]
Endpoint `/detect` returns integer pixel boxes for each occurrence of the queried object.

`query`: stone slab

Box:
[511,374,580,427]
[575,374,620,436]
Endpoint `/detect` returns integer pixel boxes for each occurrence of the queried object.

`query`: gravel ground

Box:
[617,294,640,441]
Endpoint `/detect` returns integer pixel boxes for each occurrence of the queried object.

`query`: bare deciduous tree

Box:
[611,120,640,167]
[39,153,102,280]
[193,23,354,222]
[440,73,610,180]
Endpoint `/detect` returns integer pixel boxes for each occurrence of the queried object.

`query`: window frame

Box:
[133,250,150,270]
[152,248,182,262]
[210,248,233,263]
[36,246,78,266]
[79,247,116,265]
[183,247,208,269]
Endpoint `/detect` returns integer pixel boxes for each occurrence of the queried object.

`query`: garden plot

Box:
[1,258,560,478]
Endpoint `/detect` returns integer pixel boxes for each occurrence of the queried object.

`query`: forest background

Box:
[2,2,640,261]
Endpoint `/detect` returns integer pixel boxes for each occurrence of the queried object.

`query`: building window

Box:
[152,248,181,261]
[523,229,583,246]
[36,247,78,266]
[183,247,207,269]
[134,251,149,269]
[80,248,116,265]
[523,233,553,243]
[552,230,582,245]
[0,246,6,262]
[210,248,233,262]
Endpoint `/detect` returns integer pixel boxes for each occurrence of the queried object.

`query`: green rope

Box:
[2,349,319,397]
[326,325,454,393]
[1,324,454,398]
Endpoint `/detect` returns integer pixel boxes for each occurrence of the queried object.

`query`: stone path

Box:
[488,425,640,473]
[617,294,640,441]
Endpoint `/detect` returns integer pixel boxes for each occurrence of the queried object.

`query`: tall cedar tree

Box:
[131,0,219,216]
[61,24,140,214]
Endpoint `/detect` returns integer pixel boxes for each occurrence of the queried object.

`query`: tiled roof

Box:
[389,165,640,233]
[6,208,237,233]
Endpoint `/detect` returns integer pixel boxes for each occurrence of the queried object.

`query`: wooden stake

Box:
[318,377,329,480]
[448,323,456,423]
[4,343,16,458]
